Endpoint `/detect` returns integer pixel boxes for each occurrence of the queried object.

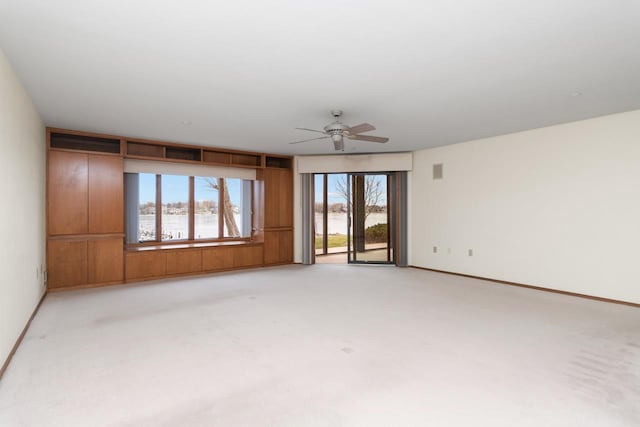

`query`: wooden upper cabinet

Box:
[48,151,89,235]
[263,168,293,228]
[89,155,124,234]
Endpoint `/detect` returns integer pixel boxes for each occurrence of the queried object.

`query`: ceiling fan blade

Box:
[333,138,344,151]
[345,123,375,135]
[295,127,326,134]
[347,135,389,143]
[289,136,330,144]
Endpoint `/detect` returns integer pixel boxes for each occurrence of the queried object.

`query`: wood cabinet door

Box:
[89,155,124,234]
[125,251,166,280]
[88,238,123,284]
[47,240,88,289]
[233,245,264,268]
[48,151,88,235]
[166,249,202,275]
[202,246,234,271]
[263,168,293,228]
[264,230,293,265]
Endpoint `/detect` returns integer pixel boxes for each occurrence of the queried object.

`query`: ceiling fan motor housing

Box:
[323,122,348,135]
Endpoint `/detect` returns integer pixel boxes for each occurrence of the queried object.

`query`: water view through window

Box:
[223,178,243,238]
[194,177,219,239]
[161,175,189,240]
[138,173,156,241]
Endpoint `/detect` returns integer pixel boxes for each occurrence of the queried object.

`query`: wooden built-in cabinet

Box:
[88,238,124,284]
[47,131,125,289]
[263,168,294,229]
[88,155,124,234]
[264,230,293,265]
[47,236,124,289]
[259,164,294,265]
[48,151,89,236]
[48,151,124,235]
[126,244,264,281]
[125,251,167,280]
[46,127,293,290]
[47,239,88,289]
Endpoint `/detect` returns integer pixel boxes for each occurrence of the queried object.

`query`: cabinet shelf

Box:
[50,132,121,154]
[203,150,231,164]
[127,142,164,158]
[265,156,292,169]
[166,147,202,162]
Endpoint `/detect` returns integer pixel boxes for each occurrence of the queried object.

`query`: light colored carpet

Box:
[1,265,639,426]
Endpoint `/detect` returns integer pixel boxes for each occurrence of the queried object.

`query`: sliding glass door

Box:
[347,173,394,264]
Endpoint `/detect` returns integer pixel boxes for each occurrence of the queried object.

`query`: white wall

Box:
[0,49,46,367]
[410,110,640,304]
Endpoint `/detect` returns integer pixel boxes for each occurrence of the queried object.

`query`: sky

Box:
[139,174,242,204]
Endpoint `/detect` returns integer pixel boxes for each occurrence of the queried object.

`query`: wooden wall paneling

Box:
[125,251,166,280]
[88,155,124,234]
[88,237,124,284]
[202,246,234,271]
[166,249,202,275]
[47,240,88,288]
[48,151,88,235]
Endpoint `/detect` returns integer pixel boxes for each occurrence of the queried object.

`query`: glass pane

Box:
[138,173,156,241]
[194,177,219,239]
[327,174,349,253]
[161,175,189,241]
[223,178,243,238]
[349,174,390,263]
[363,175,388,261]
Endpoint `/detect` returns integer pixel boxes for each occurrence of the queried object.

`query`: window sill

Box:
[126,240,262,252]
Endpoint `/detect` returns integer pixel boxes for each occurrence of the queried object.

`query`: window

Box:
[223,178,250,238]
[194,177,219,239]
[126,173,253,244]
[161,175,189,241]
[138,173,157,242]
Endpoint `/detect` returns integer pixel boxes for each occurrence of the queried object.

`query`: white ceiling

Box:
[1,0,639,155]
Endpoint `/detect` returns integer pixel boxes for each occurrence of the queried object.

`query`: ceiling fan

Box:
[290,110,389,151]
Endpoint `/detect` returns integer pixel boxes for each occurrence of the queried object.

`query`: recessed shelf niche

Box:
[50,133,121,154]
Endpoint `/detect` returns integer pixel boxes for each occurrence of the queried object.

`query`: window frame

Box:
[131,174,253,247]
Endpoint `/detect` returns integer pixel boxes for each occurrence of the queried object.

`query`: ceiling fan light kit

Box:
[291,110,389,151]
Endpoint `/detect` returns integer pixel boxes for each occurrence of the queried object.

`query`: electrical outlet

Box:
[433,246,438,253]
[468,249,474,256]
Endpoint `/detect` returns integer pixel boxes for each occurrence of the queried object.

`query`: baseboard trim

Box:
[0,291,47,381]
[409,266,639,308]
